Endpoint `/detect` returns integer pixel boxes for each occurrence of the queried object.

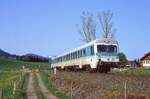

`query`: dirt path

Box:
[26,72,37,99]
[36,73,58,99]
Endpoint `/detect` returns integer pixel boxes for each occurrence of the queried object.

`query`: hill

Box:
[17,53,51,63]
[0,49,17,58]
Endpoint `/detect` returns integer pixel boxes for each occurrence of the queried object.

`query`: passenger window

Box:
[78,51,80,58]
[91,45,94,55]
[83,49,86,56]
[75,52,77,59]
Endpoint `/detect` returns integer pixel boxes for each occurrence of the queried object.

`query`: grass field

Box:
[0,71,20,99]
[0,58,51,99]
[111,69,150,75]
[0,71,29,99]
[0,58,50,70]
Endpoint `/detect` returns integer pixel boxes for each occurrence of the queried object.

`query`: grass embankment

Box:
[39,71,71,99]
[112,69,150,75]
[0,58,50,99]
[14,72,29,99]
[0,72,19,99]
[0,71,29,99]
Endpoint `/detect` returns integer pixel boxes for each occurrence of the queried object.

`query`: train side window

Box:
[59,57,61,62]
[70,54,71,60]
[69,54,70,60]
[64,56,66,61]
[74,52,76,59]
[68,54,69,60]
[72,53,74,59]
[60,58,61,62]
[66,55,67,61]
[83,49,86,56]
[66,55,68,60]
[78,51,80,58]
[73,52,75,59]
[86,46,90,56]
[66,56,67,60]
[70,53,72,60]
[91,45,94,55]
[58,58,59,62]
[66,55,67,60]
[86,47,88,56]
[79,50,81,57]
[75,52,77,59]
[80,50,82,57]
[72,53,73,59]
[71,53,73,59]
[63,56,65,61]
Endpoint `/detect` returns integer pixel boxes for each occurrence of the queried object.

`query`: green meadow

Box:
[0,58,50,99]
[0,58,50,70]
[112,69,150,75]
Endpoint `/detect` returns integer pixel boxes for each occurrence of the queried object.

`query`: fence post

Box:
[70,81,73,99]
[124,80,127,99]
[0,88,3,99]
[13,82,16,96]
[54,68,57,75]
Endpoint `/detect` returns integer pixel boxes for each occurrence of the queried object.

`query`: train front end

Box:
[95,39,119,72]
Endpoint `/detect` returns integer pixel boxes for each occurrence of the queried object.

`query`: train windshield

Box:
[97,45,117,53]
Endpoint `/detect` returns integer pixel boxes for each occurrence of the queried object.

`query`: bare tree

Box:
[77,12,96,43]
[97,11,116,39]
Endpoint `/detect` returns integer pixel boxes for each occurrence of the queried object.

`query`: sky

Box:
[0,0,150,59]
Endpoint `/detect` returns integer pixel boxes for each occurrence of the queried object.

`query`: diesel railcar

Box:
[51,39,119,72]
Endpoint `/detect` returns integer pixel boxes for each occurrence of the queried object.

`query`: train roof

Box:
[54,39,118,59]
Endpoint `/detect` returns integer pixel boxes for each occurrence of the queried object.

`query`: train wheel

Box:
[82,65,92,72]
[64,67,70,72]
[85,65,91,72]
[97,65,102,73]
[97,65,109,73]
[73,66,79,72]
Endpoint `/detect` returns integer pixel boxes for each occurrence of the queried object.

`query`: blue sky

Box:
[0,0,150,59]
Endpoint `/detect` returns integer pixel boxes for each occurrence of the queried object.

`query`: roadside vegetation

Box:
[39,71,71,99]
[112,69,150,75]
[0,71,29,99]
